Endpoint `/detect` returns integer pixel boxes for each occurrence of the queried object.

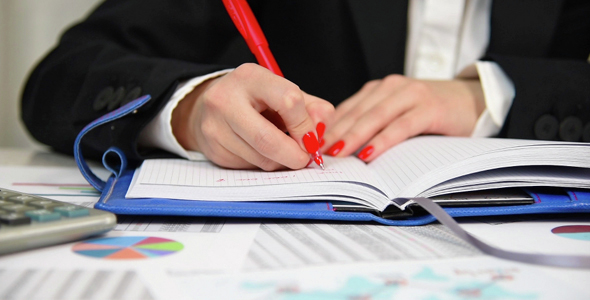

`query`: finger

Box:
[195,116,261,170]
[261,109,287,132]
[321,83,380,149]
[321,79,405,154]
[261,92,334,143]
[303,92,334,147]
[356,108,432,162]
[227,102,310,170]
[258,93,333,142]
[332,79,380,122]
[322,101,375,155]
[198,135,258,170]
[304,92,334,126]
[234,64,319,158]
[267,88,317,153]
[334,92,415,157]
[222,127,285,171]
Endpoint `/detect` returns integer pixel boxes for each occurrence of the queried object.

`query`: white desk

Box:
[0,147,79,167]
[0,147,589,299]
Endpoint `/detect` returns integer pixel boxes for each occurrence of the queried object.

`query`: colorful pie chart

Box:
[551,225,590,241]
[72,236,183,259]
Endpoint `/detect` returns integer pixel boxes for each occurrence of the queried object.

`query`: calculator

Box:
[0,188,116,255]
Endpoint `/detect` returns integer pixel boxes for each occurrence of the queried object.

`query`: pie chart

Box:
[72,236,183,259]
[551,225,590,241]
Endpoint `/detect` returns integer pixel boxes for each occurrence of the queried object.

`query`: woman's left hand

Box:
[321,74,486,162]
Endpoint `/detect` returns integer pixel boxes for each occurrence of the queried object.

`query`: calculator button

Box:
[0,200,13,205]
[28,200,62,209]
[1,204,37,213]
[25,210,62,222]
[53,205,90,218]
[6,195,38,204]
[0,191,19,199]
[0,212,32,226]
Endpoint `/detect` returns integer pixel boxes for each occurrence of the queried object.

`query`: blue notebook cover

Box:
[74,96,590,225]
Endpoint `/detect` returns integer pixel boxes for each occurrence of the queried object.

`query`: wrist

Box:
[171,78,217,151]
[460,79,486,119]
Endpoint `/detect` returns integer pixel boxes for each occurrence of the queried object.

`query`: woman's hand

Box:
[171,63,334,171]
[321,74,485,162]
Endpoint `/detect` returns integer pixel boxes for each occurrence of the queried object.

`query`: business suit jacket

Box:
[21,0,590,164]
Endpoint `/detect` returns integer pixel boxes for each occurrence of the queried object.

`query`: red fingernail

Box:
[357,145,374,161]
[303,132,325,169]
[319,139,325,148]
[326,140,345,156]
[316,122,326,140]
[302,132,319,154]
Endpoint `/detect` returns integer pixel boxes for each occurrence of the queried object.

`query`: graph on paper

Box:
[72,236,184,259]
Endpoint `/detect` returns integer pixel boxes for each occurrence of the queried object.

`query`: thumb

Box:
[304,92,334,145]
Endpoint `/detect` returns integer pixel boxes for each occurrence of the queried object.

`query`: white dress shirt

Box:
[139,0,515,159]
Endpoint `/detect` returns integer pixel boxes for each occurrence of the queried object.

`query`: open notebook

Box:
[72,95,590,268]
[126,136,590,213]
[72,95,590,226]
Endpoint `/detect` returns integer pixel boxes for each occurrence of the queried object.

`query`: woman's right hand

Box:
[172,63,334,171]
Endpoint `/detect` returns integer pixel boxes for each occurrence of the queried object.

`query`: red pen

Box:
[222,0,283,76]
[222,0,325,169]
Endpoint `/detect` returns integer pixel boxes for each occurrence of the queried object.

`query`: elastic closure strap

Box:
[74,95,152,192]
[102,147,128,180]
[411,197,590,269]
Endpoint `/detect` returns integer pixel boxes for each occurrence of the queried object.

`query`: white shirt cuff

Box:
[470,61,516,137]
[137,69,233,160]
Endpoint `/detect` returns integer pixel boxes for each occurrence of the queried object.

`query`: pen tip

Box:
[320,163,325,170]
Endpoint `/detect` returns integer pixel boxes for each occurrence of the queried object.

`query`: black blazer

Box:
[21,0,590,164]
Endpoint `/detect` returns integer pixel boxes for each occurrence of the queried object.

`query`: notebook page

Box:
[423,166,590,197]
[126,155,388,205]
[366,136,539,198]
[134,156,377,187]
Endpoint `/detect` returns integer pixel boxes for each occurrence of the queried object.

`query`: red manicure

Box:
[357,145,374,161]
[302,132,325,169]
[316,122,326,141]
[302,132,319,153]
[326,140,345,156]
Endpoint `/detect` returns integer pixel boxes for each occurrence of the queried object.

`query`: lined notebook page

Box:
[424,166,590,197]
[134,155,379,188]
[367,136,550,198]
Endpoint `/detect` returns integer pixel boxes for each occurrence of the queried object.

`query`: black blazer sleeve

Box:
[21,0,368,164]
[490,55,590,141]
[485,0,590,142]
[21,0,251,163]
[22,0,590,166]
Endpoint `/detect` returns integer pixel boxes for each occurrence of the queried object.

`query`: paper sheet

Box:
[368,136,590,198]
[0,221,261,299]
[460,215,590,256]
[243,222,480,271]
[3,152,589,300]
[126,157,391,208]
[0,224,259,272]
[158,257,590,300]
[0,269,156,300]
[0,166,108,204]
[133,156,371,187]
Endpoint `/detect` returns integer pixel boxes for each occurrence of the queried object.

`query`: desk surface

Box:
[0,147,589,300]
[0,147,76,166]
